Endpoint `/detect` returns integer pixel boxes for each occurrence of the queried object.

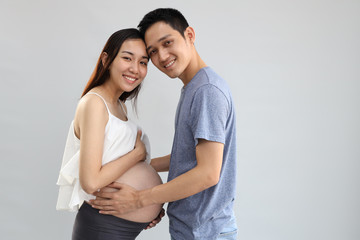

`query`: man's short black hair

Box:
[138,8,189,38]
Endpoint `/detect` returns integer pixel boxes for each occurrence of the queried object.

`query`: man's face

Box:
[145,21,193,79]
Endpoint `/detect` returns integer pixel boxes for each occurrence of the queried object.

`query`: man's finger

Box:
[98,210,118,215]
[94,196,107,201]
[96,205,115,211]
[89,198,113,206]
[93,191,114,199]
[90,202,116,210]
[91,203,108,210]
[107,182,127,189]
[99,187,115,192]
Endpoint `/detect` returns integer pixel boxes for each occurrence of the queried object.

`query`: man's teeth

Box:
[124,76,136,81]
[165,60,175,68]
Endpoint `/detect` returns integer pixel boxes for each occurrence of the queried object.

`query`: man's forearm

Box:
[138,165,218,207]
[140,140,223,208]
[150,154,171,172]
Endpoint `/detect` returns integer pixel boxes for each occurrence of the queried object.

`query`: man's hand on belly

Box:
[90,182,140,215]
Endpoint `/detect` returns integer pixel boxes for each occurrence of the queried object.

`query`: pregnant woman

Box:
[56,28,163,240]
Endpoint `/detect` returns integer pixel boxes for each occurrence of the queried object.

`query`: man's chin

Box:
[162,71,178,79]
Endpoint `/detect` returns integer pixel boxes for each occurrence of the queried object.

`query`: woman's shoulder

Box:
[80,92,107,111]
[74,93,108,123]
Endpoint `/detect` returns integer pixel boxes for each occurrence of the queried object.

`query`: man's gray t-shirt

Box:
[167,67,237,240]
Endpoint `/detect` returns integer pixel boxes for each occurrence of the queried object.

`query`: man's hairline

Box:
[142,20,187,40]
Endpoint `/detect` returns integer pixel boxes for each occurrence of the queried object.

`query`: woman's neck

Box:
[93,83,123,105]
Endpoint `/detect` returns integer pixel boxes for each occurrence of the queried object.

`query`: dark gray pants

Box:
[72,202,149,240]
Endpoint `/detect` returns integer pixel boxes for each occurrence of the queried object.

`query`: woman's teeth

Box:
[124,76,136,82]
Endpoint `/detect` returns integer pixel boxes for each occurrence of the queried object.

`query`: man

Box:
[90,8,238,239]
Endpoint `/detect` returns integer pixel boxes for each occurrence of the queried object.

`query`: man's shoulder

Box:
[192,67,231,100]
[190,67,223,89]
[195,67,222,83]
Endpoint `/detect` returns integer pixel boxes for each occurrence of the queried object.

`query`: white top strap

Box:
[86,92,110,114]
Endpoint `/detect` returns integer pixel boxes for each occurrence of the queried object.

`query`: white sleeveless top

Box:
[56,92,151,211]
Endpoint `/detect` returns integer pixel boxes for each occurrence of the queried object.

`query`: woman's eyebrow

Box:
[122,51,149,60]
[121,51,134,55]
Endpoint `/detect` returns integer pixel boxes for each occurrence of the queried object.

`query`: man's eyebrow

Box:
[146,34,172,52]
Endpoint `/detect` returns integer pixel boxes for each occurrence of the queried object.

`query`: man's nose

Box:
[158,49,169,62]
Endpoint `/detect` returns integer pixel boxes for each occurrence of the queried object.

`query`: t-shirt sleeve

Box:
[190,84,229,146]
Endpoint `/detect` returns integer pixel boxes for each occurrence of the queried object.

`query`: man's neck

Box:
[179,52,207,86]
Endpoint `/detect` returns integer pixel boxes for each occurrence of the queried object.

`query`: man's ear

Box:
[101,52,108,66]
[185,26,195,44]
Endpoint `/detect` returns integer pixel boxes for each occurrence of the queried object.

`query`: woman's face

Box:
[108,39,149,93]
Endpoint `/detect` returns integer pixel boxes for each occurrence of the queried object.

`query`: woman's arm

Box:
[76,95,146,194]
[150,154,170,172]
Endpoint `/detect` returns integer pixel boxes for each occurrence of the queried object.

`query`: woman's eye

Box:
[140,61,148,66]
[123,57,131,61]
[165,41,172,46]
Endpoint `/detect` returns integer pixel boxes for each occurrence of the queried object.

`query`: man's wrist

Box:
[138,188,157,208]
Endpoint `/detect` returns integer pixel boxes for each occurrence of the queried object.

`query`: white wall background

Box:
[1,0,359,239]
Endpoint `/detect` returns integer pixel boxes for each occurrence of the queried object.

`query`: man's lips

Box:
[164,59,176,69]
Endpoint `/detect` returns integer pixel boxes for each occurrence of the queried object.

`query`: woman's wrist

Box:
[132,146,146,162]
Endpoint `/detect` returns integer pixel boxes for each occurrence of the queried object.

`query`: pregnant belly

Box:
[103,162,163,223]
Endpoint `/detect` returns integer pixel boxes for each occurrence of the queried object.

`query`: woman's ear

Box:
[101,52,108,66]
[185,26,195,44]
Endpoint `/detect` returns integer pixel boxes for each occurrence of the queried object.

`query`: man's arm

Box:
[90,139,223,215]
[150,154,170,172]
[144,140,223,204]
